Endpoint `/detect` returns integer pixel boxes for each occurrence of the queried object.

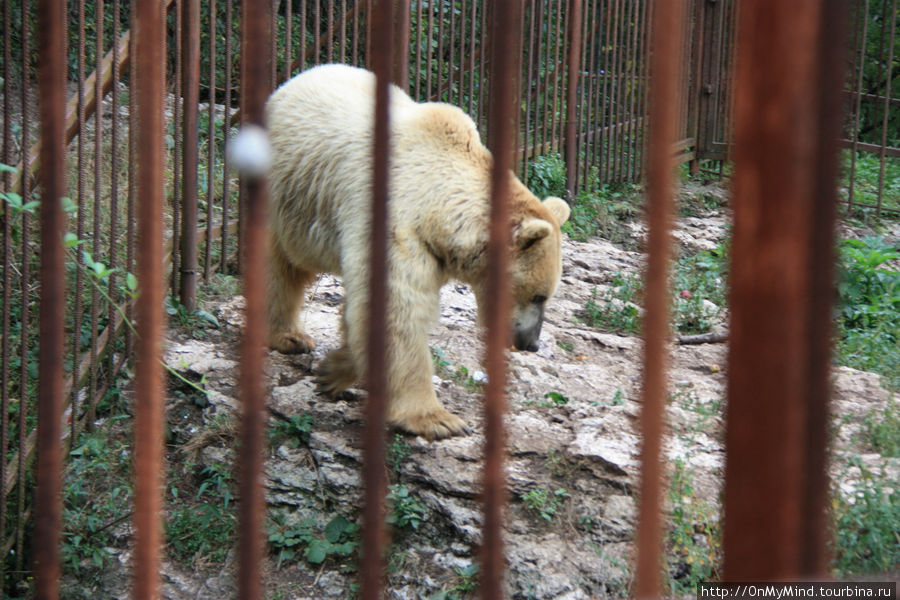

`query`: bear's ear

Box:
[543,196,571,225]
[515,219,553,251]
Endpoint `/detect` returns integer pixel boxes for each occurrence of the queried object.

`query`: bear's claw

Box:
[270,331,316,354]
[393,410,471,440]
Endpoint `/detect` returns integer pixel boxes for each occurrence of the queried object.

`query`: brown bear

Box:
[266,64,570,439]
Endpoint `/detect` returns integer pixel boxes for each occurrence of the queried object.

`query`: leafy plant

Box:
[269,413,315,449]
[671,242,729,334]
[388,433,412,476]
[832,464,900,576]
[267,513,359,568]
[520,487,570,523]
[528,153,567,200]
[836,236,900,390]
[582,274,643,334]
[563,179,640,244]
[166,463,237,564]
[666,459,721,594]
[387,484,428,532]
[862,402,900,458]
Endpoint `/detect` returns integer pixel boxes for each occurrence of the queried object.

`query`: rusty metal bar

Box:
[565,0,582,198]
[875,0,896,217]
[222,0,233,274]
[285,0,292,80]
[847,0,871,213]
[437,1,445,100]
[361,1,393,598]
[635,0,685,596]
[72,0,87,441]
[724,0,846,580]
[302,0,308,68]
[393,0,411,90]
[180,0,200,312]
[481,0,521,597]
[88,0,105,428]
[329,0,335,61]
[237,1,273,598]
[315,0,321,64]
[172,0,183,293]
[340,0,348,64]
[552,0,563,153]
[16,0,33,572]
[131,0,167,596]
[35,0,67,596]
[523,0,537,183]
[478,0,488,129]
[0,0,11,588]
[109,0,122,374]
[205,0,217,282]
[469,0,477,114]
[449,0,456,104]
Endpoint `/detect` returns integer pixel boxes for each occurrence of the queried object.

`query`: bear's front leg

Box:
[342,268,471,440]
[268,242,318,354]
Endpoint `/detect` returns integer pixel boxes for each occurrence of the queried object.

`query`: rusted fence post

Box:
[393,0,411,91]
[482,0,523,597]
[35,1,67,597]
[634,0,685,597]
[236,1,274,598]
[724,0,846,579]
[180,0,200,311]
[132,0,167,597]
[361,1,393,598]
[565,0,582,199]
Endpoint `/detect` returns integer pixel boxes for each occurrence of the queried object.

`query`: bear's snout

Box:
[513,302,545,352]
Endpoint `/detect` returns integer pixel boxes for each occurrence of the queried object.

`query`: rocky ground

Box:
[65,186,899,599]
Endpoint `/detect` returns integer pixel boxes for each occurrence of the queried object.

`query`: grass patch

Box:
[841,151,900,215]
[832,464,900,576]
[836,236,900,391]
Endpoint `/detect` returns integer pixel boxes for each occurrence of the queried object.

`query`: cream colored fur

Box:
[266,64,569,439]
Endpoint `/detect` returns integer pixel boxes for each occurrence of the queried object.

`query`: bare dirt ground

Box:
[63,184,899,599]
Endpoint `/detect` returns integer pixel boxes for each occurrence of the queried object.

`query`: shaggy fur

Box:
[266,64,570,439]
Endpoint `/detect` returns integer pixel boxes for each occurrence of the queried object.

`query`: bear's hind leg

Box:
[268,243,317,354]
[316,346,359,395]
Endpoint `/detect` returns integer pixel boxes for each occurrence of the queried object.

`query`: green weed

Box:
[832,464,900,576]
[387,484,428,532]
[520,487,571,523]
[862,402,900,458]
[581,274,643,334]
[269,413,315,449]
[666,459,721,595]
[267,512,359,568]
[836,236,900,390]
[166,463,236,564]
[527,153,567,200]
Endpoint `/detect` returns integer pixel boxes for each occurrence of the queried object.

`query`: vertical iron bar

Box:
[16,0,33,573]
[415,0,424,99]
[126,0,137,363]
[132,0,167,595]
[0,0,10,588]
[482,0,521,597]
[724,0,846,580]
[393,0,411,90]
[35,0,67,596]
[875,0,896,217]
[426,0,434,99]
[222,0,233,274]
[206,0,217,282]
[847,0,870,214]
[108,0,121,373]
[634,0,685,596]
[180,0,200,312]
[523,0,537,184]
[437,1,445,100]
[72,0,87,441]
[302,0,308,69]
[565,0,582,198]
[329,0,335,61]
[315,0,321,64]
[237,1,273,598]
[89,0,105,428]
[551,0,563,153]
[361,1,393,598]
[341,0,347,64]
[478,0,488,128]
[449,0,455,104]
[468,0,477,115]
[285,0,293,80]
[172,0,183,294]
[625,0,642,181]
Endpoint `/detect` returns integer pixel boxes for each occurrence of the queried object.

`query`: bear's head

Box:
[508,191,570,352]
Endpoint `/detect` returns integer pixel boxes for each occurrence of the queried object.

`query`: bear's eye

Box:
[531,295,547,305]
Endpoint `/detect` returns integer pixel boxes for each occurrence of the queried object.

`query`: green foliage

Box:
[166,463,237,563]
[269,413,315,449]
[671,242,729,334]
[841,152,900,215]
[832,464,900,576]
[387,484,428,532]
[581,274,643,334]
[862,402,900,458]
[268,513,359,568]
[666,459,721,595]
[836,236,900,390]
[520,487,570,523]
[527,153,567,200]
[564,180,639,244]
[164,295,221,329]
[61,427,134,576]
[388,433,412,476]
